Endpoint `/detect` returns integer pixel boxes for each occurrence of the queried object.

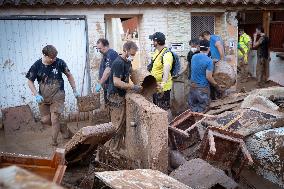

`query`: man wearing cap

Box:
[149,32,173,118]
[188,40,220,113]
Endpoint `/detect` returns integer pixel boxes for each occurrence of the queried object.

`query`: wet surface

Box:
[96,169,191,189]
[170,158,238,189]
[0,121,89,157]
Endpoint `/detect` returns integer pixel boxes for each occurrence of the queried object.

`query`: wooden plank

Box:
[0,163,56,181]
[53,165,67,184]
[168,126,190,138]
[209,94,246,108]
[263,11,270,36]
[50,148,65,168]
[206,104,239,115]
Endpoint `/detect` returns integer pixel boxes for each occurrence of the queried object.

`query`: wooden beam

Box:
[263,11,271,36]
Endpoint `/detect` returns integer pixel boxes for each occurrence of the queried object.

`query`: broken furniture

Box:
[206,93,247,115]
[245,127,284,188]
[0,148,66,184]
[170,158,238,189]
[79,145,141,189]
[169,110,213,151]
[65,122,115,164]
[199,126,253,177]
[0,165,64,189]
[76,93,101,125]
[95,169,192,189]
[202,109,281,137]
[77,93,100,112]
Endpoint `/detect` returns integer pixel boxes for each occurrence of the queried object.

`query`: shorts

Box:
[38,89,65,116]
[39,99,65,116]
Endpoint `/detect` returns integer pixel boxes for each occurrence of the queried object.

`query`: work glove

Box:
[73,89,80,98]
[95,83,102,93]
[35,94,44,103]
[132,85,143,93]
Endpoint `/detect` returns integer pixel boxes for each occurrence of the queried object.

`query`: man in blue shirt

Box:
[202,31,225,99]
[202,31,225,63]
[95,39,118,104]
[188,40,220,112]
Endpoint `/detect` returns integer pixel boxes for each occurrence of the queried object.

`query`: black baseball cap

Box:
[149,32,166,42]
[199,40,210,49]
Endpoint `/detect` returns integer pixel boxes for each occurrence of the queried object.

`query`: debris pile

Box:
[1,86,283,189]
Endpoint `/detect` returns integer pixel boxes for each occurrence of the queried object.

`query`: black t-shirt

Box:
[26,58,70,92]
[107,56,132,97]
[99,49,118,85]
[257,35,269,59]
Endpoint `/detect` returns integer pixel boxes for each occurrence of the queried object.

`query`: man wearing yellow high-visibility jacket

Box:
[238,28,252,77]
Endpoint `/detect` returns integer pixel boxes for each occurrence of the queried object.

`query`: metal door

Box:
[0,17,89,117]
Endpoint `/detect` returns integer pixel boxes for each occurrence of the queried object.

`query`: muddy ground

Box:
[0,73,282,189]
[0,121,89,157]
[236,72,280,93]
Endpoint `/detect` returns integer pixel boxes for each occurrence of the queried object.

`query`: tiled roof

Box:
[0,0,283,6]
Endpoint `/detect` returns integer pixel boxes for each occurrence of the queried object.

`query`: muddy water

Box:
[0,121,89,157]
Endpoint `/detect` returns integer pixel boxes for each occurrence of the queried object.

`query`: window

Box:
[191,15,215,39]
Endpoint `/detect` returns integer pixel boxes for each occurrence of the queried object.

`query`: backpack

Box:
[147,48,181,78]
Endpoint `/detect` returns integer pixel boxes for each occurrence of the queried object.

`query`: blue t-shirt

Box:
[190,53,214,87]
[210,35,224,61]
[99,49,118,85]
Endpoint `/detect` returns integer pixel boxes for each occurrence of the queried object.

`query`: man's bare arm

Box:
[65,72,77,91]
[27,80,38,96]
[206,70,218,86]
[215,41,224,60]
[113,76,134,90]
[99,67,111,84]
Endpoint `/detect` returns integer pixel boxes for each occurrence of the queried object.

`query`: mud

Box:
[170,158,238,189]
[96,169,191,189]
[77,93,100,112]
[0,121,89,157]
[1,105,39,135]
[214,61,236,89]
[124,93,168,173]
[65,122,115,164]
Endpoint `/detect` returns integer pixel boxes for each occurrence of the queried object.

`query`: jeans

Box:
[188,86,210,113]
